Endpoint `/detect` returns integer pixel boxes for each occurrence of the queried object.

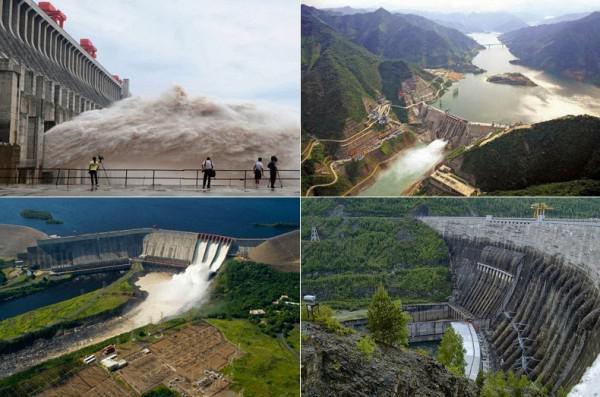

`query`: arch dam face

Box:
[419,216,600,393]
[0,0,129,173]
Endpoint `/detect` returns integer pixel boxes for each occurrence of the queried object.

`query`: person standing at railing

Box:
[253,157,264,187]
[268,155,278,190]
[202,157,214,189]
[88,157,99,190]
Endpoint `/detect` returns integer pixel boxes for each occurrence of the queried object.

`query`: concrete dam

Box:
[20,229,253,277]
[418,104,502,149]
[419,216,600,392]
[0,0,128,176]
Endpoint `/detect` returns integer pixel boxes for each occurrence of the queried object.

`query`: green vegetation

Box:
[303,304,352,336]
[20,209,63,224]
[142,385,180,397]
[311,6,482,69]
[367,284,410,347]
[205,260,299,337]
[0,272,72,302]
[302,196,600,219]
[356,335,376,360]
[501,12,600,86]
[437,327,465,376]
[286,325,300,355]
[478,371,547,397]
[0,266,139,346]
[380,140,393,155]
[457,115,600,193]
[302,215,451,309]
[209,319,299,397]
[302,8,381,140]
[253,223,299,229]
[492,179,600,196]
[0,271,5,286]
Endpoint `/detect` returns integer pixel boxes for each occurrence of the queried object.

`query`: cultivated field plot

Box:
[38,365,134,397]
[38,322,239,397]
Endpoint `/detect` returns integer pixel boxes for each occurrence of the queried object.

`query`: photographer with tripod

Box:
[88,157,99,190]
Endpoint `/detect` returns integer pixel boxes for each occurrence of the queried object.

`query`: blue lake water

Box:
[0,272,122,321]
[0,198,299,238]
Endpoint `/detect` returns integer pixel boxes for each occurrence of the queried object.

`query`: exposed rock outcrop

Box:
[302,323,478,397]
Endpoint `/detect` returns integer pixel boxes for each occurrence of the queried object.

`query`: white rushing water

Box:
[359,139,447,196]
[43,86,299,170]
[128,238,230,326]
[569,355,600,396]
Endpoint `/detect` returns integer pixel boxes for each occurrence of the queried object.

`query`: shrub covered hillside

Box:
[302,216,451,309]
[302,197,600,219]
[455,115,600,194]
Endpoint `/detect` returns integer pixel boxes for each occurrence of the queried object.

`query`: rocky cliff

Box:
[302,323,478,397]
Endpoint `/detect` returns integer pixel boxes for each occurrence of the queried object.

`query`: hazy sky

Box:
[51,0,299,107]
[304,0,598,15]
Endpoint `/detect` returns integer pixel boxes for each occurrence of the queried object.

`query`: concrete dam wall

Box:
[24,229,237,274]
[0,0,128,171]
[418,104,499,149]
[26,228,151,272]
[420,216,600,392]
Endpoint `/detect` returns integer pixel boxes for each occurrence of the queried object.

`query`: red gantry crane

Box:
[38,2,67,28]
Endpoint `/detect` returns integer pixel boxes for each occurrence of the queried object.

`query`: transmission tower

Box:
[531,203,553,219]
[310,226,320,242]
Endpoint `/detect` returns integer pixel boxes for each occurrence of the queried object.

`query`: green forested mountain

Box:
[313,7,483,68]
[418,11,528,34]
[500,12,600,85]
[301,216,451,309]
[455,115,600,193]
[301,197,600,220]
[301,6,413,139]
[301,5,482,139]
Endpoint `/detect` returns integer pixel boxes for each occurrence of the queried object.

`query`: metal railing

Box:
[0,167,300,190]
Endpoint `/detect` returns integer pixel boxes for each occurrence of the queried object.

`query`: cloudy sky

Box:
[304,0,598,16]
[51,0,299,107]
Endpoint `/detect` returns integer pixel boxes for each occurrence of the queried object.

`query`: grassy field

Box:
[286,325,300,355]
[0,266,139,341]
[209,319,299,397]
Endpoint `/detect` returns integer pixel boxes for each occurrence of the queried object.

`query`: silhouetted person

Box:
[88,157,99,190]
[268,155,278,190]
[253,157,264,187]
[202,157,214,189]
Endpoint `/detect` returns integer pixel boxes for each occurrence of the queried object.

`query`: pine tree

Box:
[437,327,466,376]
[367,283,410,347]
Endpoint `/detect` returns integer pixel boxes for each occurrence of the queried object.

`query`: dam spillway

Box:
[419,216,600,392]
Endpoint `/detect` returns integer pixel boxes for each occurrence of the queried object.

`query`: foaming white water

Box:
[360,140,447,196]
[129,239,230,326]
[569,355,600,397]
[43,86,299,170]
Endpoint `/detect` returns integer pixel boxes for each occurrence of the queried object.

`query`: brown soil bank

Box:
[0,225,47,259]
[248,230,300,272]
